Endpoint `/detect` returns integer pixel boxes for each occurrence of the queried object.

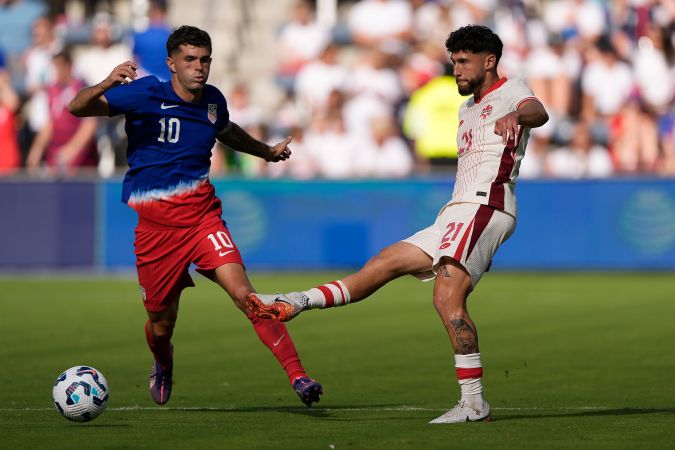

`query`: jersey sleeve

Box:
[210,86,230,132]
[104,75,159,116]
[504,79,540,112]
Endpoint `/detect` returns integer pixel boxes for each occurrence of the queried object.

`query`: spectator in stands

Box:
[543,0,607,45]
[402,63,464,170]
[23,15,61,152]
[267,125,318,179]
[74,12,131,173]
[353,114,413,178]
[305,110,359,179]
[546,120,613,178]
[524,29,572,120]
[74,12,132,87]
[24,15,59,96]
[132,0,171,81]
[0,0,47,94]
[610,98,660,173]
[222,81,266,176]
[580,36,633,143]
[345,46,403,106]
[347,0,413,48]
[26,50,97,175]
[0,56,21,174]
[294,42,348,113]
[659,107,675,176]
[275,0,330,94]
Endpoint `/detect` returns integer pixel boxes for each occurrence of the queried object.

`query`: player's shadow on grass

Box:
[499,407,675,422]
[173,403,410,418]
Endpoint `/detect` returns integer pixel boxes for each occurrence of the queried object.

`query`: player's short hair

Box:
[166,25,212,56]
[445,25,503,64]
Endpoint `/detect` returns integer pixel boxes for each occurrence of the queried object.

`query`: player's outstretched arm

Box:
[217,122,291,162]
[69,61,138,117]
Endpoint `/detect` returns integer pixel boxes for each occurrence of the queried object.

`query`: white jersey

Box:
[450,78,540,217]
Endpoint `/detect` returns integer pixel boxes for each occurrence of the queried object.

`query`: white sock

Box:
[303,280,350,309]
[455,353,484,403]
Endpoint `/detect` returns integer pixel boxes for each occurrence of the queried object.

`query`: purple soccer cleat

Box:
[292,376,323,407]
[149,360,173,405]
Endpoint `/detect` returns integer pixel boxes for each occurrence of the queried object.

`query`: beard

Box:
[456,77,481,96]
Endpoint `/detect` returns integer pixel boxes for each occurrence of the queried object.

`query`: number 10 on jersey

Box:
[158,118,180,143]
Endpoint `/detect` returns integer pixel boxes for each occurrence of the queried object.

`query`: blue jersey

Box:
[104,76,230,226]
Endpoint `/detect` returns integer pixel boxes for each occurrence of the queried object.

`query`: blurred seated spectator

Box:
[0,0,47,94]
[211,82,266,177]
[525,29,573,119]
[26,50,97,176]
[632,27,673,115]
[74,12,132,86]
[353,114,413,178]
[402,65,464,170]
[132,0,171,81]
[658,108,675,176]
[347,0,413,48]
[23,15,60,150]
[275,0,330,93]
[23,15,59,96]
[545,120,613,178]
[412,0,453,45]
[345,45,403,107]
[0,63,21,174]
[294,42,348,114]
[74,12,131,174]
[267,126,318,179]
[581,36,633,125]
[609,99,659,173]
[543,0,607,45]
[304,111,359,179]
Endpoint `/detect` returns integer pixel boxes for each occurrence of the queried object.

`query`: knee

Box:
[149,317,176,338]
[433,293,465,318]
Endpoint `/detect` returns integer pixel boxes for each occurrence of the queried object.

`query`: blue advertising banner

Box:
[0,181,96,268]
[99,178,675,271]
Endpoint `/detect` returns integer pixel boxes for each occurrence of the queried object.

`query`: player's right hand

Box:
[267,136,293,162]
[101,61,138,89]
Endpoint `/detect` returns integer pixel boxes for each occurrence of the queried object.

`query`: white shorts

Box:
[402,203,515,287]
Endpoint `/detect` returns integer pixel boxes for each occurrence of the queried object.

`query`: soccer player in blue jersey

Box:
[68,25,322,407]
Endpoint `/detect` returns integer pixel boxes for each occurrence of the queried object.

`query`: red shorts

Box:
[134,214,244,312]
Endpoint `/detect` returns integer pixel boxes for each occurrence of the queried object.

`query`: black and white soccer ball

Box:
[52,366,109,422]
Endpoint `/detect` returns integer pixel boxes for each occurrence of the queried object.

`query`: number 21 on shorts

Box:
[207,231,235,257]
[439,222,464,250]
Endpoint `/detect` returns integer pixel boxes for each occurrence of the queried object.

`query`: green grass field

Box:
[1,272,674,449]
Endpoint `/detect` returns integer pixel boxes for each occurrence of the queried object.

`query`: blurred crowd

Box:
[0,0,674,180]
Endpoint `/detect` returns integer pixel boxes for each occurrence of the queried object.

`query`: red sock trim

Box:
[330,281,345,304]
[317,284,335,307]
[456,367,483,380]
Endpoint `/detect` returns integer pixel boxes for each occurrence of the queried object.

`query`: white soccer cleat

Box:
[246,292,309,322]
[429,399,492,424]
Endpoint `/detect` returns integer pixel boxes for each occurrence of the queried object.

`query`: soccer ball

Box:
[52,366,110,422]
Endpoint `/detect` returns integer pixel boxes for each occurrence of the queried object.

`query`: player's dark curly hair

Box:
[445,25,503,64]
[166,25,212,56]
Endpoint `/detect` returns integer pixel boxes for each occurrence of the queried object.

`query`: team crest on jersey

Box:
[481,104,493,119]
[208,104,217,124]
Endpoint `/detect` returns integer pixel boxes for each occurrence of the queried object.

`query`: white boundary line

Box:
[0,406,618,412]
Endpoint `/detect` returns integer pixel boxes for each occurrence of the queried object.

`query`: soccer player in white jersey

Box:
[248,25,549,423]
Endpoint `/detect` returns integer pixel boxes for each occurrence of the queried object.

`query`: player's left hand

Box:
[267,136,293,162]
[494,112,521,148]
